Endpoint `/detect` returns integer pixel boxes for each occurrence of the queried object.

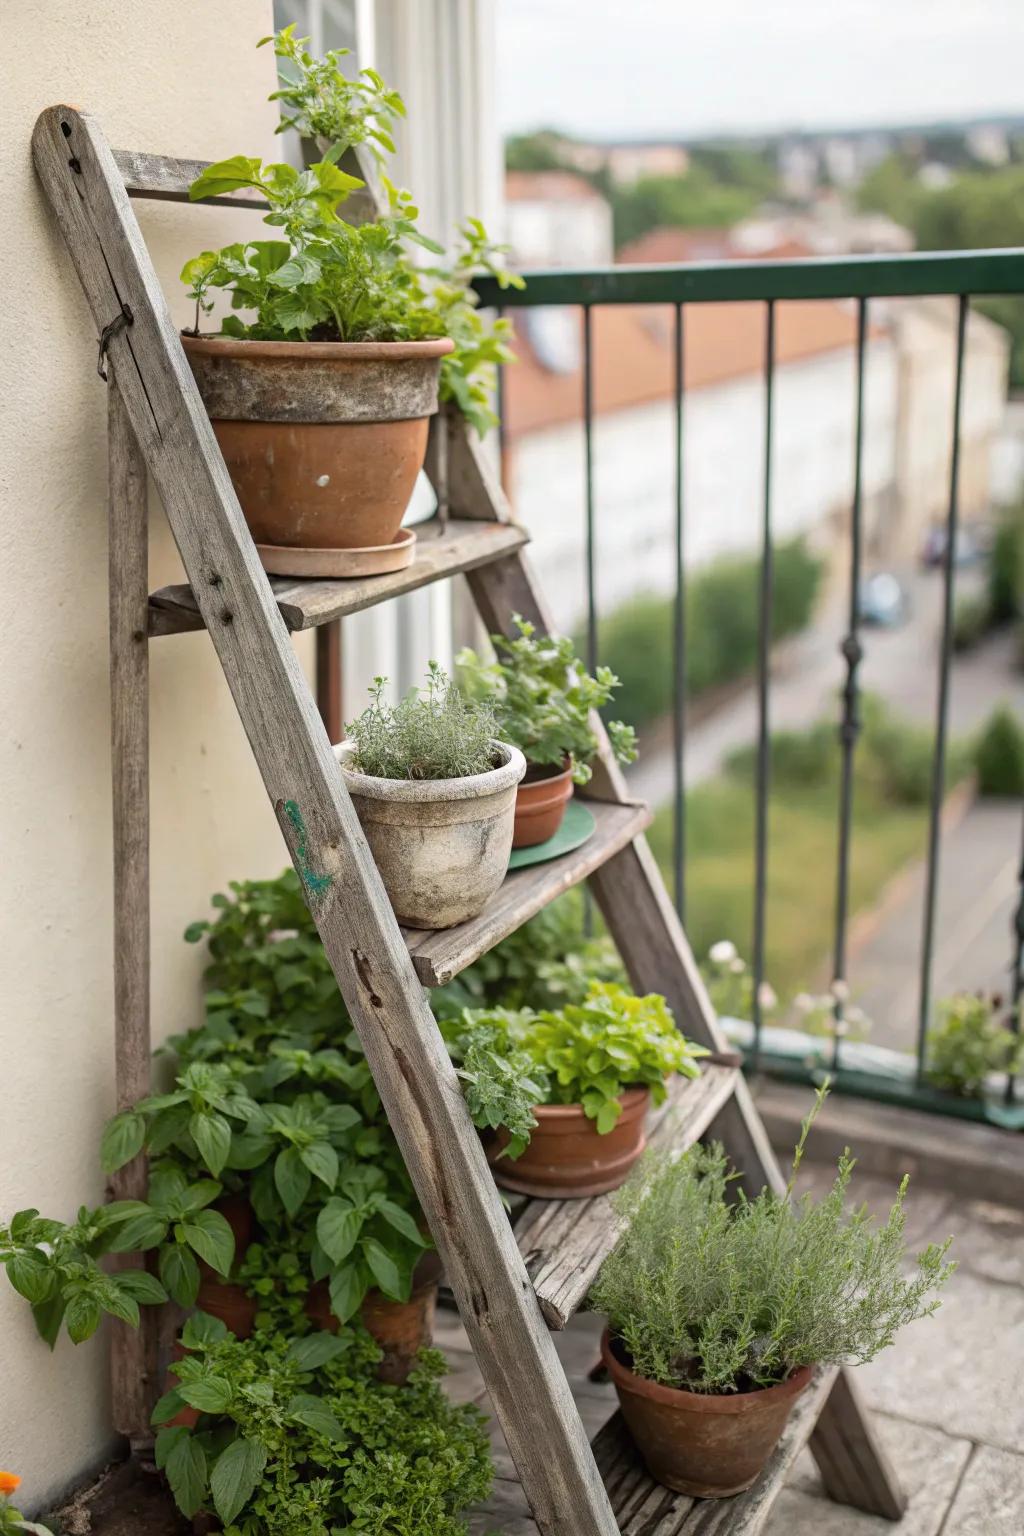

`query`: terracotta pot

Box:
[335,740,526,929]
[512,759,574,848]
[601,1330,812,1496]
[307,1249,443,1385]
[192,1195,256,1337]
[488,1087,650,1198]
[181,335,453,561]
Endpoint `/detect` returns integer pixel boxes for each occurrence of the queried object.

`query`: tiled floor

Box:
[439,1164,1024,1535]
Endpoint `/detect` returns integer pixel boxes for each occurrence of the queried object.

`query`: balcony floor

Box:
[442,1133,1024,1535]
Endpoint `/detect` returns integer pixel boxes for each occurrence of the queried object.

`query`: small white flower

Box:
[709,940,737,965]
[758,982,778,1010]
[729,957,746,974]
[794,992,814,1013]
[831,978,850,1003]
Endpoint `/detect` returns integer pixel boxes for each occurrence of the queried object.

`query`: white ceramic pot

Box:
[335,740,526,929]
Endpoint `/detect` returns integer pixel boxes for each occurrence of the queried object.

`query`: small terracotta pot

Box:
[181,335,453,566]
[601,1330,812,1496]
[192,1195,256,1337]
[335,740,526,929]
[512,759,574,848]
[307,1248,443,1384]
[488,1087,650,1198]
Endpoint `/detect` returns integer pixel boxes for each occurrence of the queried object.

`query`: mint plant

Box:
[0,1204,166,1347]
[106,1169,235,1307]
[458,616,637,784]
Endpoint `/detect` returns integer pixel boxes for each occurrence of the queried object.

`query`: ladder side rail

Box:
[34,105,619,1536]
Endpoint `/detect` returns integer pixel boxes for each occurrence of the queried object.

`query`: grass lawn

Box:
[646,769,930,1004]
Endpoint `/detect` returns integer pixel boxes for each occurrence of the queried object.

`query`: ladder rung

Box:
[148,518,529,635]
[593,1363,839,1534]
[516,1065,739,1329]
[405,800,652,987]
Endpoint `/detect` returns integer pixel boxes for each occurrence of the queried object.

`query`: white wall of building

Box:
[511,341,899,635]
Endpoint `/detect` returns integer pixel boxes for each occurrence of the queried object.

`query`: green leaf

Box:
[107,1211,168,1254]
[328,1262,367,1323]
[183,920,209,943]
[180,1210,235,1278]
[287,1393,344,1440]
[151,1386,187,1426]
[115,1269,168,1306]
[190,156,264,202]
[377,1200,427,1247]
[31,1292,66,1349]
[178,1179,223,1214]
[101,1111,147,1173]
[160,1243,200,1307]
[182,1309,229,1349]
[300,1140,338,1190]
[595,1098,621,1135]
[179,1374,233,1413]
[361,1236,405,1300]
[101,1288,140,1329]
[210,1436,267,1526]
[286,1332,348,1370]
[191,1112,232,1177]
[317,1198,362,1265]
[66,1292,102,1343]
[6,1252,54,1305]
[274,1146,311,1216]
[268,252,322,289]
[154,1424,190,1470]
[166,1431,208,1519]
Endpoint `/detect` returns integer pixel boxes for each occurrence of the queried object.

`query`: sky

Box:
[497,0,1024,141]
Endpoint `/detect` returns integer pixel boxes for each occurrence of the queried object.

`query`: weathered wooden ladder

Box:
[34,105,906,1535]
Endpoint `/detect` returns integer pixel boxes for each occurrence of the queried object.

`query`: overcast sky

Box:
[497,0,1024,140]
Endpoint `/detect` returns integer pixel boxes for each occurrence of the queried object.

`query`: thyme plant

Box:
[925,992,1024,1097]
[345,663,497,781]
[591,1088,955,1393]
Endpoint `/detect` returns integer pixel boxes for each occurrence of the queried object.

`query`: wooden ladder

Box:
[33,105,906,1535]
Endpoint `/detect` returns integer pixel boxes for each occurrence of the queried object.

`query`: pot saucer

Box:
[257,526,416,578]
[506,800,596,870]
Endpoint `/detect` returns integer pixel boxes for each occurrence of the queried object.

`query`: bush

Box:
[989,504,1024,625]
[590,1091,954,1393]
[925,993,1024,1097]
[595,538,823,732]
[975,705,1024,797]
[860,694,971,807]
[952,592,991,652]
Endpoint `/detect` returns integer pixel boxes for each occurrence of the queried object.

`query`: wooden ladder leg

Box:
[35,107,619,1536]
[107,380,159,1442]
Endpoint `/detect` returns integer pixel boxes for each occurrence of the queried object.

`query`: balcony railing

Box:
[475,248,1024,1121]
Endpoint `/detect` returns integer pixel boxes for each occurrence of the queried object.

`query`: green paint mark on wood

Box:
[283,799,332,896]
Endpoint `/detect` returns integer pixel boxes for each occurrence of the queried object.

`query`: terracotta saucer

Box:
[257,526,417,578]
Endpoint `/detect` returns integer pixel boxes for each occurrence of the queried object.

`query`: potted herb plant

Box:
[152,1312,492,1534]
[440,982,707,1196]
[458,617,637,848]
[337,663,525,928]
[925,991,1024,1098]
[590,1088,955,1497]
[180,28,521,577]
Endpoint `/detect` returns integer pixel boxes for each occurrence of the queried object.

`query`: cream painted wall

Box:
[0,0,319,1507]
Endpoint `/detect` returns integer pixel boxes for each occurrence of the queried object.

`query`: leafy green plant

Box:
[458,615,637,784]
[345,663,497,781]
[440,1011,550,1159]
[182,27,522,434]
[440,982,707,1143]
[925,992,1024,1097]
[0,1474,52,1536]
[0,1204,166,1347]
[153,1313,491,1534]
[975,705,1024,797]
[591,1087,955,1393]
[105,1168,235,1308]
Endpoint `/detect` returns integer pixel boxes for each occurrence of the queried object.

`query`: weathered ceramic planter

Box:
[512,758,574,848]
[335,740,526,928]
[488,1086,650,1198]
[181,334,453,575]
[601,1330,812,1496]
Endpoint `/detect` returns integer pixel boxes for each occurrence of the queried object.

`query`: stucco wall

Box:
[0,0,319,1506]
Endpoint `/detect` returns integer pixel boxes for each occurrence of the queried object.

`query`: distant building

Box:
[604,141,690,185]
[505,170,614,268]
[732,205,914,256]
[967,123,1010,166]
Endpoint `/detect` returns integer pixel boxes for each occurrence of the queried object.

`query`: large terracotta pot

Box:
[512,759,574,848]
[601,1330,812,1496]
[181,335,453,568]
[335,740,526,929]
[307,1249,443,1384]
[488,1087,650,1198]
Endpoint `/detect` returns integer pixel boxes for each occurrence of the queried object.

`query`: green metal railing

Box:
[476,248,1024,1124]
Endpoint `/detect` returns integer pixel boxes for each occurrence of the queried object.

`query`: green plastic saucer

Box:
[506,799,596,870]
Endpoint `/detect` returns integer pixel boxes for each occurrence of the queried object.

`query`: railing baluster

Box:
[916,294,969,1081]
[751,301,776,1072]
[672,302,687,921]
[583,303,597,676]
[831,298,869,1071]
[496,303,508,493]
[1008,808,1024,1105]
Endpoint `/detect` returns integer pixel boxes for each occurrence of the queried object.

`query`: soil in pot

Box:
[601,1330,812,1496]
[181,335,453,571]
[335,740,526,929]
[512,759,574,849]
[488,1087,650,1198]
[306,1249,443,1385]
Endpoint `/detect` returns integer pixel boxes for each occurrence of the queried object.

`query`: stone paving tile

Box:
[941,1444,1024,1534]
[766,1411,971,1536]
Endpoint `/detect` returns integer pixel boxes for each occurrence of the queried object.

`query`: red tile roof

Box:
[505,171,605,203]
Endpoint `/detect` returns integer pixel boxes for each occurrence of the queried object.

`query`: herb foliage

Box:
[344,663,497,781]
[925,992,1024,1098]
